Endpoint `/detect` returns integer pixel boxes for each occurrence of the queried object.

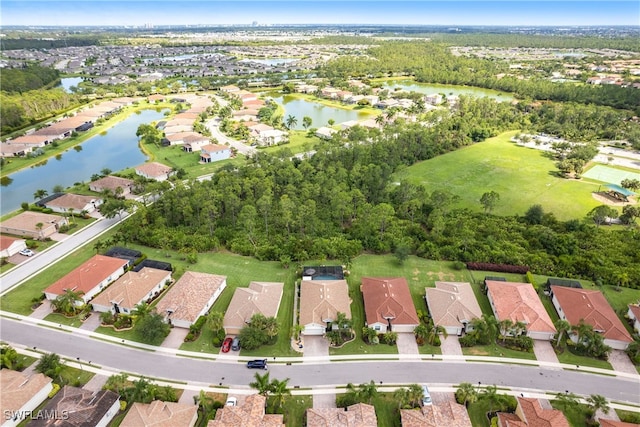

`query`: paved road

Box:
[205,117,256,156]
[0,214,127,294]
[1,318,638,404]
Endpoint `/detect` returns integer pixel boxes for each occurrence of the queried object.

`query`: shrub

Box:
[459,334,477,347]
[120,401,127,411]
[48,383,61,398]
[452,261,466,270]
[466,262,529,274]
[21,202,30,211]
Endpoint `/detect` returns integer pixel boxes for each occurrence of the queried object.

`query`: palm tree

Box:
[132,302,152,321]
[554,319,572,347]
[358,380,378,404]
[35,353,64,382]
[481,385,507,415]
[0,345,19,370]
[393,387,411,409]
[51,288,85,316]
[33,189,48,200]
[362,327,378,344]
[455,382,478,407]
[249,371,272,397]
[206,310,224,333]
[414,323,429,345]
[499,319,514,343]
[375,114,385,126]
[554,391,579,409]
[427,322,448,346]
[407,383,424,408]
[586,394,610,421]
[270,377,291,410]
[290,324,304,340]
[302,116,312,129]
[285,115,298,130]
[572,320,593,345]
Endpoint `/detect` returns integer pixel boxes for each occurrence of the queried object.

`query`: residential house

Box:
[7,134,53,147]
[486,281,556,340]
[425,282,483,336]
[0,369,53,427]
[41,193,102,214]
[164,125,192,135]
[182,135,211,152]
[375,99,399,109]
[89,176,134,196]
[599,420,640,427]
[0,143,33,158]
[120,401,198,427]
[165,118,195,128]
[249,124,286,146]
[165,132,203,146]
[223,281,284,335]
[0,211,68,240]
[219,85,240,94]
[337,90,353,101]
[235,90,258,103]
[200,144,231,163]
[0,236,27,258]
[28,386,120,427]
[401,400,472,427]
[148,94,165,103]
[361,277,420,333]
[425,93,443,105]
[307,403,377,427]
[44,255,129,303]
[628,304,640,335]
[340,120,359,130]
[91,267,172,315]
[315,127,337,139]
[207,394,283,427]
[544,277,582,294]
[155,271,227,329]
[320,87,341,99]
[551,286,633,350]
[135,162,173,181]
[300,280,352,336]
[496,397,569,427]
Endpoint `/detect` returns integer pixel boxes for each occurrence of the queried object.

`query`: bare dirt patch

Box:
[591,192,636,207]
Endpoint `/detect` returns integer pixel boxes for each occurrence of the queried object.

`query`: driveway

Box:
[313,392,337,409]
[29,301,53,320]
[303,335,329,359]
[161,327,189,348]
[80,312,102,331]
[608,349,638,375]
[440,335,463,356]
[533,340,560,367]
[396,332,419,355]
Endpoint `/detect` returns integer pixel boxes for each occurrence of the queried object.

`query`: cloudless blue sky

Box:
[2,1,638,26]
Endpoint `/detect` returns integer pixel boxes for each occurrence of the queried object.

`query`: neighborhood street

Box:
[1,317,638,404]
[205,117,256,156]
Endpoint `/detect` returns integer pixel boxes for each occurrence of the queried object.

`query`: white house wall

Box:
[302,324,325,336]
[392,324,418,333]
[4,381,53,427]
[604,338,630,351]
[94,398,121,427]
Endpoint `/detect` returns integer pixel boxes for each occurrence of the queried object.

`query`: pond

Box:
[272,95,372,130]
[240,58,299,66]
[58,77,84,93]
[1,109,168,216]
[381,80,514,102]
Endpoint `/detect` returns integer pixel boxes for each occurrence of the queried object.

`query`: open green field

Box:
[263,130,323,156]
[394,131,602,220]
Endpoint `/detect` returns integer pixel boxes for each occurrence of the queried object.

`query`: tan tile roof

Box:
[166,132,208,143]
[174,112,200,120]
[0,369,52,414]
[135,162,173,178]
[300,280,352,327]
[155,271,227,325]
[425,282,482,330]
[486,281,556,334]
[224,282,284,331]
[45,255,128,298]
[1,211,67,233]
[401,401,472,427]
[202,144,229,153]
[498,397,570,427]
[120,400,198,427]
[91,267,171,311]
[9,134,52,145]
[307,403,377,427]
[208,394,284,427]
[89,175,134,192]
[29,385,119,427]
[44,193,101,211]
[551,286,633,343]
[361,277,419,327]
[1,143,32,154]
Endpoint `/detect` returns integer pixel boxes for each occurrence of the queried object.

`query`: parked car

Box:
[246,359,267,369]
[19,249,34,257]
[221,337,233,353]
[231,337,241,351]
[421,385,432,406]
[225,396,237,406]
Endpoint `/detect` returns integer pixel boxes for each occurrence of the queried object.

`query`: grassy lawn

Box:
[417,343,443,355]
[263,130,322,156]
[556,349,613,370]
[616,409,640,424]
[462,344,537,361]
[58,365,95,386]
[467,399,493,427]
[394,130,601,221]
[44,313,85,328]
[551,401,593,427]
[371,393,402,427]
[94,325,139,342]
[274,395,313,427]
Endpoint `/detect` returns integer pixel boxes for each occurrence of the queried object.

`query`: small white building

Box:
[0,370,53,427]
[200,144,231,163]
[315,127,337,139]
[0,236,27,258]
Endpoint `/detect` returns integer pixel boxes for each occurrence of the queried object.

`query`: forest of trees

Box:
[320,41,640,113]
[118,97,640,288]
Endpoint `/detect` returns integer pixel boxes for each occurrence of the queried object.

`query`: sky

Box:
[1,1,639,27]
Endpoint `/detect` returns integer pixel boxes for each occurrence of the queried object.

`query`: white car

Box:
[225,396,237,406]
[19,249,35,257]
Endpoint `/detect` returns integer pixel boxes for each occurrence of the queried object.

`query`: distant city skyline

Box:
[1,1,639,27]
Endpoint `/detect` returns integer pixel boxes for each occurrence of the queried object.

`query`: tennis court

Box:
[582,165,640,185]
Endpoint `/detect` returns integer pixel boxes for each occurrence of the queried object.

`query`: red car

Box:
[221,337,233,353]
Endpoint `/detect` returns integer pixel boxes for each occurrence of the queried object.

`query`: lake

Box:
[272,95,372,130]
[1,109,168,216]
[381,80,514,102]
[59,77,84,93]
